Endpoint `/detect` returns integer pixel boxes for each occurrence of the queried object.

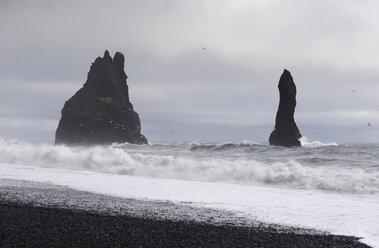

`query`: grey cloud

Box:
[0,117,57,142]
[1,0,379,143]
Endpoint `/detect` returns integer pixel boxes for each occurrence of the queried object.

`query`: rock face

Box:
[269,69,302,147]
[55,50,147,145]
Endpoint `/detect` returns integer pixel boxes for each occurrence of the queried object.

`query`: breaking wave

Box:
[0,139,377,194]
[188,141,263,152]
[300,136,338,148]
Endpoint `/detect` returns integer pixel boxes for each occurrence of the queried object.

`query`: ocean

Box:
[0,137,378,247]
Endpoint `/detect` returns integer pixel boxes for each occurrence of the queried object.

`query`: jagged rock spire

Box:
[269,69,302,147]
[55,50,147,145]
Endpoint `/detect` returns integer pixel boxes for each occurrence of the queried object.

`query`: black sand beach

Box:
[0,180,370,248]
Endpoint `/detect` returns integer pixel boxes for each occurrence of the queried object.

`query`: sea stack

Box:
[55,50,147,145]
[269,69,302,147]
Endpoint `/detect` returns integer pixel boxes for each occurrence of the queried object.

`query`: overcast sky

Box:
[1,0,379,143]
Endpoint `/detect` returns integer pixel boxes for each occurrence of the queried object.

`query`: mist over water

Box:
[1,138,378,195]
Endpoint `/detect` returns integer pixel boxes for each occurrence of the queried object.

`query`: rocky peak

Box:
[55,50,147,145]
[103,50,112,62]
[269,69,302,147]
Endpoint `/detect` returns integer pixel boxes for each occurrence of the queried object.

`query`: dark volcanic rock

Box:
[55,50,147,145]
[269,69,302,147]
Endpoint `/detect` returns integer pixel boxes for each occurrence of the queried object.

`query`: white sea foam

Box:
[1,138,379,247]
[1,163,378,247]
[300,136,338,147]
[0,139,377,194]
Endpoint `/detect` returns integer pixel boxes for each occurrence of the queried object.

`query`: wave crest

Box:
[188,141,262,151]
[0,139,377,194]
[300,137,338,147]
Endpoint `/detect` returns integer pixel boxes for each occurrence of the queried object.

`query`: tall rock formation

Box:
[269,69,302,147]
[55,50,147,145]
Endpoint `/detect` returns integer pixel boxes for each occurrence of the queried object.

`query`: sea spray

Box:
[0,138,378,194]
[1,138,379,246]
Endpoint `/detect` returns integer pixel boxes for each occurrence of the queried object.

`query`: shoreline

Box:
[0,179,371,247]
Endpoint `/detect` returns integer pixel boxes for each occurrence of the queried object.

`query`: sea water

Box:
[0,138,378,247]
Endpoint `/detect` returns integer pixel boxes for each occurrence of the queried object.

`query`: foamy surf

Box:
[0,139,377,194]
[0,163,378,247]
[300,136,338,147]
[1,138,379,247]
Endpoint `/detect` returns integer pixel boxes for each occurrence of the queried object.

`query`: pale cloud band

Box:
[1,0,378,143]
